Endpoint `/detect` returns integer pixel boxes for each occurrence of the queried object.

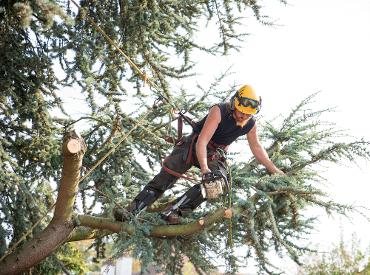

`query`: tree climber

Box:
[114,84,284,224]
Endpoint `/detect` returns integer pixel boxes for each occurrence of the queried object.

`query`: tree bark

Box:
[67,206,243,241]
[0,131,86,275]
[53,131,86,222]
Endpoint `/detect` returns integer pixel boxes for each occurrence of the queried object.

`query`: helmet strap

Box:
[230,91,238,111]
[256,96,262,114]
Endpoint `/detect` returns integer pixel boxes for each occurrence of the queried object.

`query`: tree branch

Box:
[0,131,86,275]
[53,131,86,222]
[71,206,243,239]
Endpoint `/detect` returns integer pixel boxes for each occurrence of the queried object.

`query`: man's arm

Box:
[247,124,284,175]
[196,106,221,174]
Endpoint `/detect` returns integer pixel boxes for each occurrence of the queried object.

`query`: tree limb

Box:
[0,131,86,275]
[70,207,243,239]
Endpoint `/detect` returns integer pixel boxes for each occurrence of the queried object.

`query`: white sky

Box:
[188,0,370,273]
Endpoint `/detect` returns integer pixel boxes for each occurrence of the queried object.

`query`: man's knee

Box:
[147,171,177,192]
[148,155,191,192]
[130,186,163,213]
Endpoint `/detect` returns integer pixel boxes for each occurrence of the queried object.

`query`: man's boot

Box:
[161,184,205,224]
[160,204,183,225]
[113,202,136,222]
[162,212,181,225]
[114,187,161,222]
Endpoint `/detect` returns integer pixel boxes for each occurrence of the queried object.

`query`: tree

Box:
[298,233,370,275]
[0,0,369,274]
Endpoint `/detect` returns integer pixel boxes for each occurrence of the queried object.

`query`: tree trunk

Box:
[0,131,86,275]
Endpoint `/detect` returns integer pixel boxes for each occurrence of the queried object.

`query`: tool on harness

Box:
[161,108,229,184]
[200,170,229,200]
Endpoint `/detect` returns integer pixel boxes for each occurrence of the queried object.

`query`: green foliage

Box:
[112,94,369,275]
[32,243,89,275]
[113,217,219,274]
[298,234,370,275]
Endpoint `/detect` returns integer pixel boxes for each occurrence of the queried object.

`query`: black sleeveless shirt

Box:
[193,103,255,146]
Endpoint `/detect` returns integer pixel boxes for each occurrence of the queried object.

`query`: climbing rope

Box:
[227,163,234,248]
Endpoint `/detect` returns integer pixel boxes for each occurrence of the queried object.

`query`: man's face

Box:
[233,109,251,127]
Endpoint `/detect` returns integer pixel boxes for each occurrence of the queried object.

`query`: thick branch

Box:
[0,131,86,275]
[53,131,86,222]
[68,227,112,242]
[0,222,74,275]
[70,206,244,239]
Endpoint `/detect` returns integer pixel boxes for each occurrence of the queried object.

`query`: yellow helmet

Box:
[232,85,261,114]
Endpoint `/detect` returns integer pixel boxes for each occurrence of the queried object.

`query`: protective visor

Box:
[236,94,261,109]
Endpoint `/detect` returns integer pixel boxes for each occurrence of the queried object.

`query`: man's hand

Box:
[273,168,285,175]
[201,168,211,175]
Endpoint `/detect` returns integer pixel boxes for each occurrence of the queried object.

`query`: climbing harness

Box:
[161,120,229,184]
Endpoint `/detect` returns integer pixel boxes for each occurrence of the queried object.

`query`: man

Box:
[114,84,283,223]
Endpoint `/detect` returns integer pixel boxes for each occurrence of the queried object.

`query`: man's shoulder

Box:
[245,116,256,131]
[213,102,231,115]
[217,102,230,108]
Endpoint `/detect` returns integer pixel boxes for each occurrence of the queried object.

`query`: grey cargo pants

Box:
[145,134,228,215]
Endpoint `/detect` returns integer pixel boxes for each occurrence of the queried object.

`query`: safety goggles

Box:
[236,94,261,109]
